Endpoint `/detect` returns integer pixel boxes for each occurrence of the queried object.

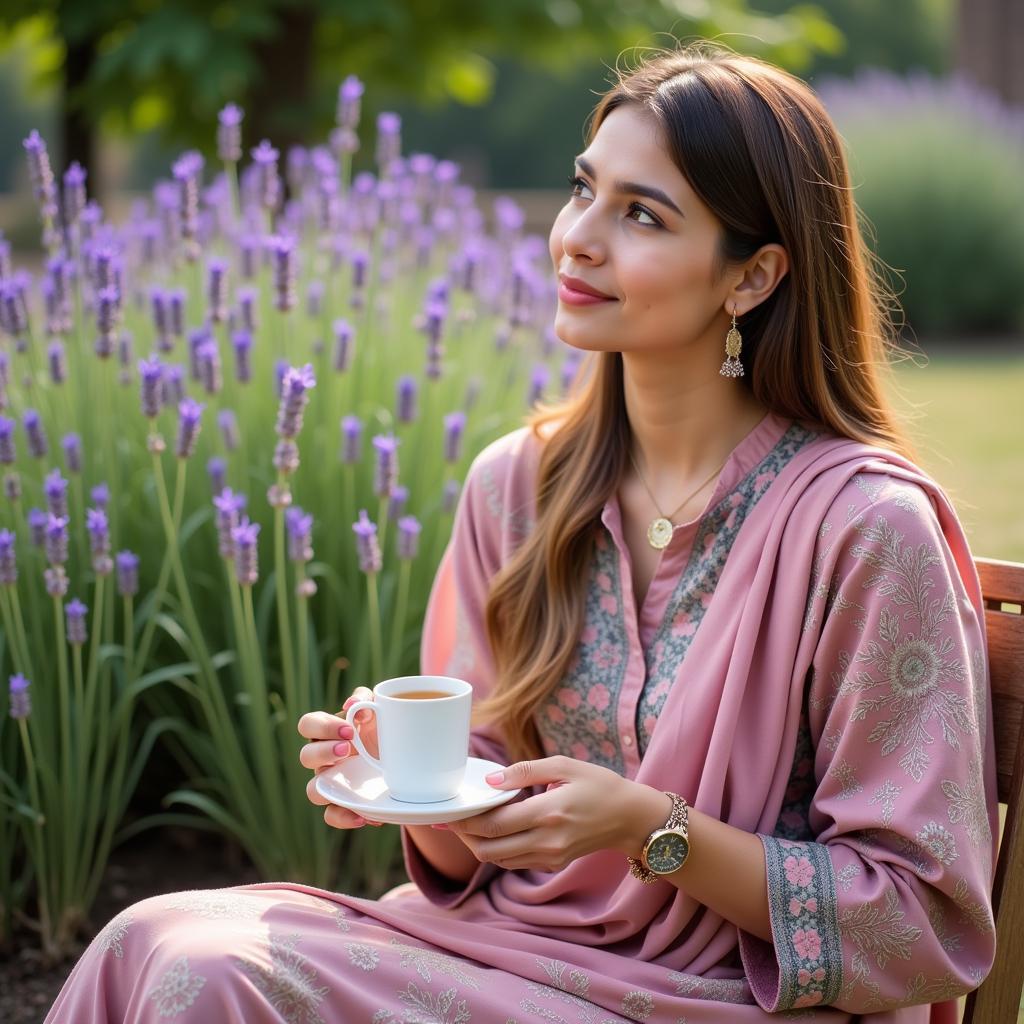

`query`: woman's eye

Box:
[567,175,593,200]
[628,204,660,227]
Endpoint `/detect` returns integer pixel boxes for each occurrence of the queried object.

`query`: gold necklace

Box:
[627,449,730,550]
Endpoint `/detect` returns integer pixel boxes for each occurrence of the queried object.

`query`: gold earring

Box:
[720,306,744,378]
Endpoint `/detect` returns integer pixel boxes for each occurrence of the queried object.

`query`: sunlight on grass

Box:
[889,347,1024,563]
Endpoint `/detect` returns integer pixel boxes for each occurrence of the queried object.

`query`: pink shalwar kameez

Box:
[45,412,998,1023]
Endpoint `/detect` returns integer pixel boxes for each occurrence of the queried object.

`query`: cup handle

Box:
[344,700,383,772]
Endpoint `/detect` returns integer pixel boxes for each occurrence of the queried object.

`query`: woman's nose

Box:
[559,209,605,265]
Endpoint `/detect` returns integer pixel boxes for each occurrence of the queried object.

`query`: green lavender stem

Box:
[366,571,383,684]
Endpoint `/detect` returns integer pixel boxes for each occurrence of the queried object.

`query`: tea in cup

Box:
[344,675,472,803]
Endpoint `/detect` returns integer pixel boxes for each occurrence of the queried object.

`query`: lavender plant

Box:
[0,78,574,952]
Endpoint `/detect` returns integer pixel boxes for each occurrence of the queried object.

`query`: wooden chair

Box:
[963,557,1024,1023]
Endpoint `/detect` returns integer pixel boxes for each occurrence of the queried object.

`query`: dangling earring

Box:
[720,306,744,378]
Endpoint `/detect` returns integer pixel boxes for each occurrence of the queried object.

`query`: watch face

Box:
[647,832,690,874]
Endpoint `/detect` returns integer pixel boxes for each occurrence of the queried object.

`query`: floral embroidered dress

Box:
[45,412,998,1023]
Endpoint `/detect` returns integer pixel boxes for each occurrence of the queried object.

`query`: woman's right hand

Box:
[297,686,383,828]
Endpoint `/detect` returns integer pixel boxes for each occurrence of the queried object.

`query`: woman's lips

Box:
[557,279,616,306]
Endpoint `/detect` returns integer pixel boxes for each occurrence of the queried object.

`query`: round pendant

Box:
[647,517,674,550]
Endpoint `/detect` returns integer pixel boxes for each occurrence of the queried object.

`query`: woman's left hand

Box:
[441,756,665,872]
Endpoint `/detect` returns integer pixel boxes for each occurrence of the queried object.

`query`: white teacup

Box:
[345,675,473,803]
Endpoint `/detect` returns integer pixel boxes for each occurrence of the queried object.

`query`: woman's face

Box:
[549,103,733,358]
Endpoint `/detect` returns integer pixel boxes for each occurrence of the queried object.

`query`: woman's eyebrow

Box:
[574,155,685,218]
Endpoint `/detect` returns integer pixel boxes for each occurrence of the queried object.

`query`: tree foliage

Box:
[0,0,840,161]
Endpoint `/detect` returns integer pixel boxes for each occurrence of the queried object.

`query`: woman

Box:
[46,43,997,1022]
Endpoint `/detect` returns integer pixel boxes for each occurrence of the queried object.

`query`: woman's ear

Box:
[730,244,789,313]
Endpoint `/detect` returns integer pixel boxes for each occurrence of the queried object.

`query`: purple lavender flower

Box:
[306,279,324,318]
[28,508,47,547]
[218,103,244,163]
[116,550,139,597]
[443,412,466,463]
[0,529,17,585]
[239,235,258,280]
[351,250,369,290]
[1,278,29,338]
[65,598,88,646]
[389,484,409,520]
[231,517,260,585]
[8,674,30,720]
[90,482,109,509]
[0,417,16,465]
[139,355,164,419]
[47,339,67,384]
[376,112,401,172]
[175,398,204,459]
[169,288,186,337]
[217,409,239,451]
[63,161,88,228]
[372,435,399,498]
[337,75,364,129]
[285,506,313,563]
[23,130,58,219]
[274,359,288,398]
[275,363,316,439]
[207,455,227,497]
[396,375,418,423]
[272,439,299,475]
[118,332,133,377]
[163,365,185,406]
[3,472,20,504]
[149,287,170,350]
[269,234,297,312]
[213,487,247,558]
[442,479,461,515]
[188,326,209,381]
[528,364,549,407]
[251,140,281,212]
[44,513,69,565]
[232,330,253,383]
[61,433,82,474]
[332,319,354,373]
[197,339,222,395]
[397,515,422,560]
[95,286,121,358]
[23,409,48,458]
[172,150,204,253]
[86,507,112,574]
[340,415,362,464]
[44,469,68,518]
[206,257,229,323]
[237,286,259,332]
[352,509,382,574]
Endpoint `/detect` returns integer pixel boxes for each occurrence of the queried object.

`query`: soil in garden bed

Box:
[0,826,262,1024]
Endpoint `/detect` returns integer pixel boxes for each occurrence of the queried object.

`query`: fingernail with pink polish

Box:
[333,741,350,756]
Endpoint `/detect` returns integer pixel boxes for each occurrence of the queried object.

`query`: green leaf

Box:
[442,52,497,106]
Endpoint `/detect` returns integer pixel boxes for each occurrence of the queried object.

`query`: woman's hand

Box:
[297,687,384,828]
[440,755,666,871]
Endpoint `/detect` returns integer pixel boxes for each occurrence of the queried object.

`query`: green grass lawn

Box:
[889,346,1024,563]
[889,345,1023,1021]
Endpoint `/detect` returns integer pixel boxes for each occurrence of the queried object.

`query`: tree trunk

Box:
[60,30,97,192]
[246,7,318,160]
[955,0,1024,107]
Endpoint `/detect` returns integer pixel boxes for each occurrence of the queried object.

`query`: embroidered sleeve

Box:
[739,476,998,1013]
[401,449,511,907]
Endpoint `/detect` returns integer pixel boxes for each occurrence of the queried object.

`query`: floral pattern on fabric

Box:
[147,956,206,1017]
[96,908,134,959]
[639,425,820,752]
[772,706,816,841]
[534,424,819,771]
[231,930,329,1023]
[760,837,843,1010]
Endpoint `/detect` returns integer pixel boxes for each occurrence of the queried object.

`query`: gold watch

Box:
[627,792,690,884]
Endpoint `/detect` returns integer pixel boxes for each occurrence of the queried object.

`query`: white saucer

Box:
[315,756,522,825]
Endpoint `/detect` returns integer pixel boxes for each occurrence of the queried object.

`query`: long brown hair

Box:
[476,42,912,763]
